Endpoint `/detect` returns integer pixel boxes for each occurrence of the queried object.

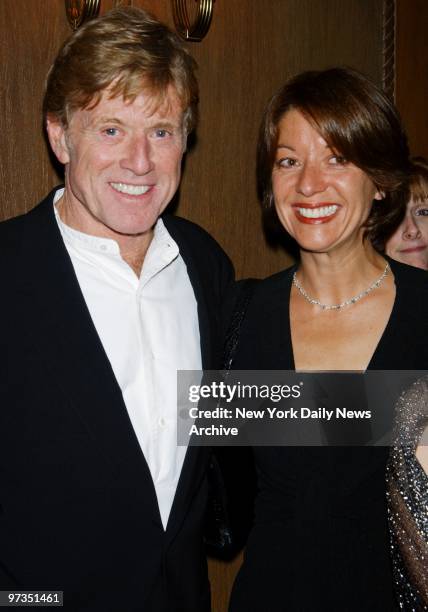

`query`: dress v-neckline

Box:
[285,258,400,372]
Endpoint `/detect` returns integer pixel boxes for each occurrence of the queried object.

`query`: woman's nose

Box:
[402,215,422,240]
[295,163,326,196]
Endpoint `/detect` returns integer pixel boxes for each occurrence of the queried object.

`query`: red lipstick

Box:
[292,203,340,225]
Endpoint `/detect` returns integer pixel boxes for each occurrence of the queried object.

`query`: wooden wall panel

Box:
[396,0,428,158]
[0,0,130,222]
[138,0,384,279]
[0,1,69,219]
[0,0,384,278]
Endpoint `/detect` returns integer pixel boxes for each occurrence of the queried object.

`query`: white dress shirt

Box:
[53,189,202,529]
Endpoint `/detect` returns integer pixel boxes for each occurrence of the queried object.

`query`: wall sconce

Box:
[172,0,215,42]
[65,0,101,30]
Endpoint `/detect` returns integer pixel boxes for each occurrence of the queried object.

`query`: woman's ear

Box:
[374,189,386,201]
[46,115,70,165]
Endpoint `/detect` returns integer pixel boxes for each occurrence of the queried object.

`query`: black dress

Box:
[229,258,428,612]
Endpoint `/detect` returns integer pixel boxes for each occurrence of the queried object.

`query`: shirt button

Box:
[100,244,107,251]
[158,417,166,428]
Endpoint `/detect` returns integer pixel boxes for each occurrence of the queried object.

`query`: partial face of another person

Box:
[386,197,428,270]
[272,109,382,255]
[46,84,186,239]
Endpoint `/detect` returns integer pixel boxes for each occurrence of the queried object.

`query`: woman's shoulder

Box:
[389,257,428,289]
[229,267,296,369]
[253,263,297,297]
[234,266,296,326]
[389,258,428,313]
[239,265,296,335]
[227,264,296,317]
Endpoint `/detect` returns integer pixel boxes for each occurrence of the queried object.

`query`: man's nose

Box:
[402,214,422,240]
[120,136,154,175]
[295,162,327,197]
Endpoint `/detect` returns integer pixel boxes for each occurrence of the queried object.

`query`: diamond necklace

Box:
[292,262,390,311]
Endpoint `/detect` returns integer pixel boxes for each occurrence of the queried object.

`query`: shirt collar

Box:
[53,187,180,278]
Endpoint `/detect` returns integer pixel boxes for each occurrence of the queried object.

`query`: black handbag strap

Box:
[205,279,258,559]
[223,279,257,370]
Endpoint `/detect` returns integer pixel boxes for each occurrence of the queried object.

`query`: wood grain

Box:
[396,0,428,158]
[0,1,69,219]
[137,0,384,279]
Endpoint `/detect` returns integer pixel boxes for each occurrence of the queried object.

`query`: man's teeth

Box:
[111,182,150,196]
[297,205,338,219]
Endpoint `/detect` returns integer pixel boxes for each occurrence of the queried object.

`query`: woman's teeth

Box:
[297,205,338,218]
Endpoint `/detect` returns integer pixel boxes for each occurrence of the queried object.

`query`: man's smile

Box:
[110,182,152,196]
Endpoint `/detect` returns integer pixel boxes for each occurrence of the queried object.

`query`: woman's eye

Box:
[415,207,428,217]
[277,158,297,168]
[329,155,347,165]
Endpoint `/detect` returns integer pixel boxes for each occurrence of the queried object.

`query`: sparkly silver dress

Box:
[386,377,428,610]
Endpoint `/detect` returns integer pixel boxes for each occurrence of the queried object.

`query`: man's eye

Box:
[155,129,169,138]
[104,127,119,136]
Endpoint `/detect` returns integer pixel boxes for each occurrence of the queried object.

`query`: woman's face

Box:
[271,109,382,255]
[386,196,428,270]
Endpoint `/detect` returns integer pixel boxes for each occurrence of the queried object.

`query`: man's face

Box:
[47,85,186,241]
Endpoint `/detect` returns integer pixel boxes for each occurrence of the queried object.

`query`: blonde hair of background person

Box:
[386,157,428,271]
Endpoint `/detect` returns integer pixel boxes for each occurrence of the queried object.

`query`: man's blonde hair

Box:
[43,7,198,133]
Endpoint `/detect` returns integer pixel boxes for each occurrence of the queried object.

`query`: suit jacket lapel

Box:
[16,196,222,537]
[162,216,215,371]
[16,192,162,525]
[162,216,218,541]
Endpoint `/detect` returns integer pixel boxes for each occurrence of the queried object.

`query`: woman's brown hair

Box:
[257,67,411,247]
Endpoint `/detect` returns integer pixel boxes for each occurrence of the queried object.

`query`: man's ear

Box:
[46,115,70,165]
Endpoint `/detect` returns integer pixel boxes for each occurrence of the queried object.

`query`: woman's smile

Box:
[272,109,382,254]
[292,203,340,223]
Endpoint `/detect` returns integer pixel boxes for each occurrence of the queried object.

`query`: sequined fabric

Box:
[386,377,428,610]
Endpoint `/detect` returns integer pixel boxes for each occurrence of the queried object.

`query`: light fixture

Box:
[65,0,101,31]
[172,0,215,42]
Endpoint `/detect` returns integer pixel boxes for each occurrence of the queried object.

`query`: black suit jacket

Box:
[0,190,233,611]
